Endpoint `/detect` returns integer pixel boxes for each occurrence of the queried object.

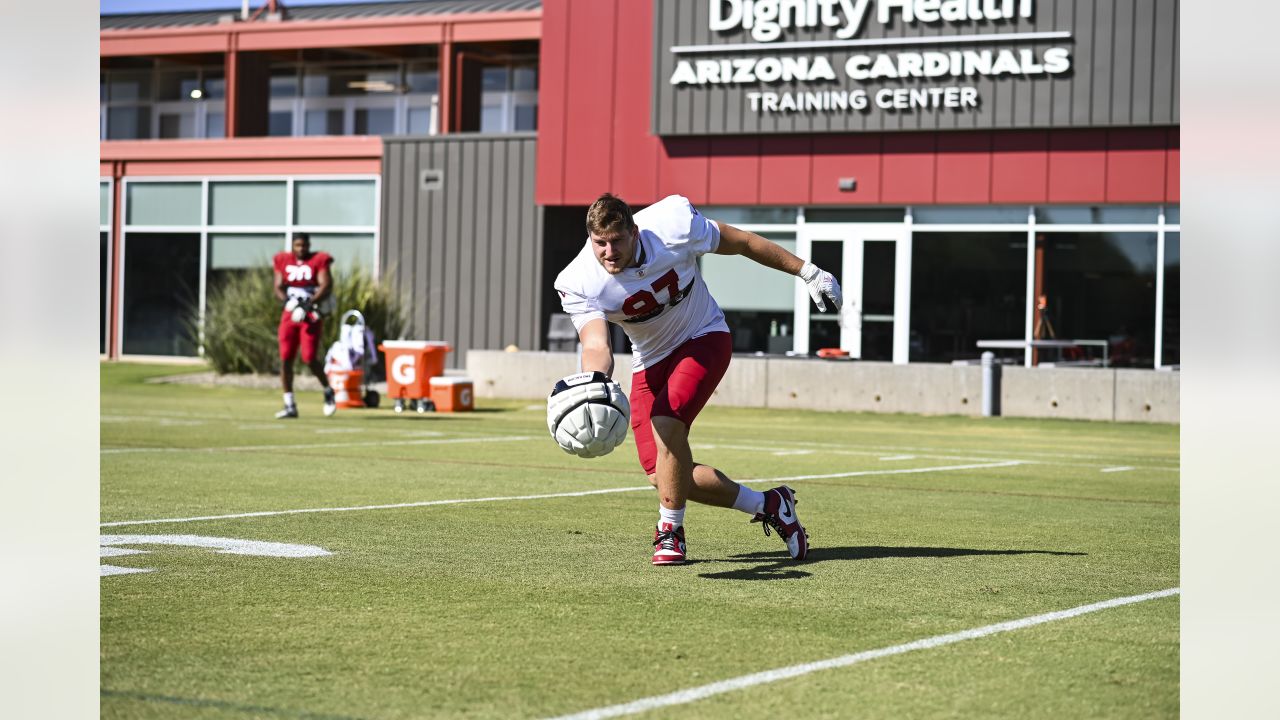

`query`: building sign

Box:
[652,0,1179,136]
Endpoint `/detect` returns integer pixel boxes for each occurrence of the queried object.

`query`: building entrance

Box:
[795,222,911,363]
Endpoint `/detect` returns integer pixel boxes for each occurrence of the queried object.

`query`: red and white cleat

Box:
[754,485,809,560]
[652,523,687,566]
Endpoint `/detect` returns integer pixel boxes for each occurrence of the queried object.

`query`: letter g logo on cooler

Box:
[391,354,417,385]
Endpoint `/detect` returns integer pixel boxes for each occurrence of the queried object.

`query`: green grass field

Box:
[101,363,1179,719]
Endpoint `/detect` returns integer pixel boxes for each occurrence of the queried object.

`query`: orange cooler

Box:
[429,376,474,412]
[326,369,365,408]
[378,340,451,401]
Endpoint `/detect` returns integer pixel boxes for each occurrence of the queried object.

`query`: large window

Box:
[122,233,201,356]
[480,61,538,133]
[101,64,225,140]
[909,233,1026,363]
[120,177,380,357]
[702,232,796,353]
[1161,232,1180,368]
[100,180,112,355]
[1038,232,1158,367]
[686,204,1179,367]
[270,60,439,137]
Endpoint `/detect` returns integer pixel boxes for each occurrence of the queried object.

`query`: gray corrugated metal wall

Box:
[381,134,542,368]
[654,0,1179,135]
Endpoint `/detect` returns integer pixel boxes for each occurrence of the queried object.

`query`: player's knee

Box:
[651,415,687,442]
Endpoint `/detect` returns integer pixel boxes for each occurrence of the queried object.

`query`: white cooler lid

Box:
[381,340,451,349]
[429,376,473,386]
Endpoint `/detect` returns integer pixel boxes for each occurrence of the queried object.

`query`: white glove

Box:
[799,261,843,312]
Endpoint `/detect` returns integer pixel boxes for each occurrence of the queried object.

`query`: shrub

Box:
[197,266,408,375]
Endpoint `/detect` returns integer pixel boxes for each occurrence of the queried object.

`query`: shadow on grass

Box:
[698,545,1087,581]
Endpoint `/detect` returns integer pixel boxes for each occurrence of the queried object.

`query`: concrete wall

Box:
[464,350,1179,423]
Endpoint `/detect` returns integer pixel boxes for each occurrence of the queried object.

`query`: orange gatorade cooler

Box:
[429,376,474,412]
[326,369,365,408]
[378,340,451,403]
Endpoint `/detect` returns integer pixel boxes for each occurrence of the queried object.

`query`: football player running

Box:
[273,232,337,419]
[553,194,842,565]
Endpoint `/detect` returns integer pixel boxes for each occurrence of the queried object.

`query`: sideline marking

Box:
[1101,466,1136,473]
[101,435,536,455]
[546,588,1180,720]
[100,462,1017,528]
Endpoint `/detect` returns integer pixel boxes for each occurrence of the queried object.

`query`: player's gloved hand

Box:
[799,261,843,312]
[300,298,320,323]
[284,296,301,313]
[546,371,622,436]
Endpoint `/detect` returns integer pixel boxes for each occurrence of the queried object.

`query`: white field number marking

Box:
[545,588,1180,720]
[99,535,331,577]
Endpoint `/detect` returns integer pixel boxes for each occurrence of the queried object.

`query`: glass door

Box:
[794,223,911,363]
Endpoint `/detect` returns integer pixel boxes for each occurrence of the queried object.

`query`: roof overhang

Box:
[101,9,541,56]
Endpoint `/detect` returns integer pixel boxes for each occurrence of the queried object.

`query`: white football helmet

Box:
[547,371,630,458]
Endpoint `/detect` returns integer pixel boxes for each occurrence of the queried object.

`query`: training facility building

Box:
[101,0,1179,372]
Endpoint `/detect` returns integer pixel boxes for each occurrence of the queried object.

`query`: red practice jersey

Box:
[273,251,333,300]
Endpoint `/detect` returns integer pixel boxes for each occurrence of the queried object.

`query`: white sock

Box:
[283,392,296,407]
[732,486,766,516]
[658,505,685,530]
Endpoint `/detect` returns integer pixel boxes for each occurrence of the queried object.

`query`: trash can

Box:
[429,376,475,412]
[378,340,451,412]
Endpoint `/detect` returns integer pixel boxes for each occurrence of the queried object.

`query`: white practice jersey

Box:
[555,195,729,370]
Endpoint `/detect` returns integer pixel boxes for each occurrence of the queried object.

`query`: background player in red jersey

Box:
[554,194,842,565]
[273,232,336,419]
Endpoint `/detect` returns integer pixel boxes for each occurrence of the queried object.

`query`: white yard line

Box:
[1100,466,1136,473]
[100,486,654,527]
[101,435,537,455]
[694,441,1178,473]
[744,461,1024,484]
[99,462,1020,528]
[545,588,1181,720]
[691,430,1181,467]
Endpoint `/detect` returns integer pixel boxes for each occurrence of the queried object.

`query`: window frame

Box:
[118,174,381,359]
[698,205,1179,367]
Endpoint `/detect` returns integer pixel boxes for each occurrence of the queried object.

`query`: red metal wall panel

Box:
[1166,129,1180,203]
[656,138,710,205]
[758,137,813,206]
[534,0,569,204]
[811,136,882,205]
[1105,128,1168,203]
[935,132,993,204]
[990,131,1049,203]
[608,0,659,204]
[881,133,937,204]
[708,138,760,205]
[560,0,619,203]
[1047,130,1108,203]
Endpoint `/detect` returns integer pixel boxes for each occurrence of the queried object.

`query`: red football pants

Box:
[629,332,732,475]
[278,310,323,364]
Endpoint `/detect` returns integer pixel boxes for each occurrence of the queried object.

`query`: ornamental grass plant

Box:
[196,266,408,375]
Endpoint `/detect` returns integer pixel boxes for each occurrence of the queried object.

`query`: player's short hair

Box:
[585,193,635,238]
[292,231,310,243]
